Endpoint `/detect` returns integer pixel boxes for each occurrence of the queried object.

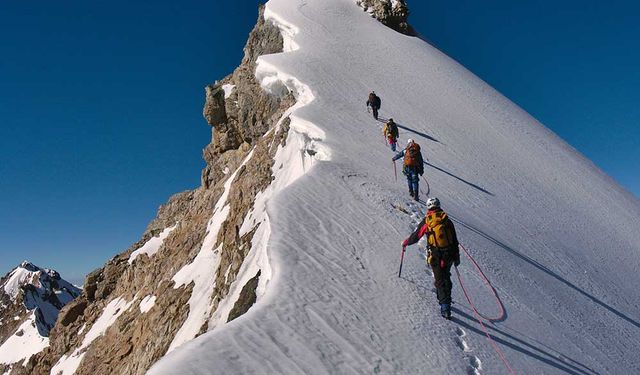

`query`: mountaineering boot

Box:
[440,303,451,319]
[413,188,420,201]
[409,188,414,197]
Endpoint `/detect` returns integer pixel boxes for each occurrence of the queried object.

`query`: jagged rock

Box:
[227,270,261,322]
[241,6,284,66]
[203,84,227,126]
[84,269,102,302]
[356,0,414,35]
[58,299,87,327]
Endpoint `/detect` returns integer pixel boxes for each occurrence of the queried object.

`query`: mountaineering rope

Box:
[455,245,516,375]
[421,175,430,197]
[458,244,505,321]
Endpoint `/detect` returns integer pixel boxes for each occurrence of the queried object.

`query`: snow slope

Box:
[150,0,640,374]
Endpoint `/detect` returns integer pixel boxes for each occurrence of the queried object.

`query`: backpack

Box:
[388,122,398,138]
[384,122,398,138]
[403,143,421,167]
[426,210,456,249]
[369,93,381,108]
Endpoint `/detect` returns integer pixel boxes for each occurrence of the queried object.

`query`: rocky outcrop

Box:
[356,0,414,35]
[227,270,261,323]
[201,6,287,183]
[11,5,297,375]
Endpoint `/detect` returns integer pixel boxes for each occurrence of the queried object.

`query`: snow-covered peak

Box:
[2,261,80,303]
[1,262,82,370]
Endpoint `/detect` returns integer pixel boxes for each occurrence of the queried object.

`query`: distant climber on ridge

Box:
[402,197,460,319]
[366,91,381,120]
[392,138,424,200]
[383,118,399,151]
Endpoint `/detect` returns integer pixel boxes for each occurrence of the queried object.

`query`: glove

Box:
[402,239,408,248]
[454,257,460,267]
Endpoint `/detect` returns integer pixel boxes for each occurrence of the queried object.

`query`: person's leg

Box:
[431,254,448,304]
[441,262,453,305]
[410,170,419,199]
[373,106,379,120]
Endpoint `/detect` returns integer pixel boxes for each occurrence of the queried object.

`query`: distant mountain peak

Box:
[0,261,81,371]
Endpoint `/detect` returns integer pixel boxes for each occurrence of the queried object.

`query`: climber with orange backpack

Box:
[402,197,460,319]
[382,118,399,151]
[392,139,424,200]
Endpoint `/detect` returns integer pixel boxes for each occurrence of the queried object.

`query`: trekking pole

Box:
[398,246,406,277]
[393,161,397,182]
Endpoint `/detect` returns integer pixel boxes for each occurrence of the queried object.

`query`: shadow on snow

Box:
[451,216,640,332]
[424,161,494,196]
[452,308,599,375]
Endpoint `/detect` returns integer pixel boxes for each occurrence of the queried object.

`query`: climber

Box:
[366,91,382,120]
[392,138,424,200]
[382,118,399,151]
[402,197,460,319]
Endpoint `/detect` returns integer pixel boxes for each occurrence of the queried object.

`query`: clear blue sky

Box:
[1,1,638,283]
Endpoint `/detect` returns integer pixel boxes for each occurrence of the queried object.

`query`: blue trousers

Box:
[405,168,419,193]
[388,139,397,152]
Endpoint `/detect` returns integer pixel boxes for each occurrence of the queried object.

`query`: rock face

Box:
[11,5,293,375]
[0,261,81,373]
[356,0,414,35]
[5,2,413,374]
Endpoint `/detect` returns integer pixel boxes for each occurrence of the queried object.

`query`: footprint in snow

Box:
[455,337,471,352]
[454,327,471,353]
[468,356,482,375]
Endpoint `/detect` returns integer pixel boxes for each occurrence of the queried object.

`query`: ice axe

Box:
[398,246,406,277]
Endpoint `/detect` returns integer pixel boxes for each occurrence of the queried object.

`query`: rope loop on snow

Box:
[458,244,506,321]
[456,244,516,375]
[420,175,430,196]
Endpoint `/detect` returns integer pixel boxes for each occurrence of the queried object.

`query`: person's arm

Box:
[392,150,405,161]
[403,219,429,247]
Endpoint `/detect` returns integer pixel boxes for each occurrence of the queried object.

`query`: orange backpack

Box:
[404,143,421,167]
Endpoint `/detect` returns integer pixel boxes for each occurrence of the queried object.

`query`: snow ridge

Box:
[152,0,640,373]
